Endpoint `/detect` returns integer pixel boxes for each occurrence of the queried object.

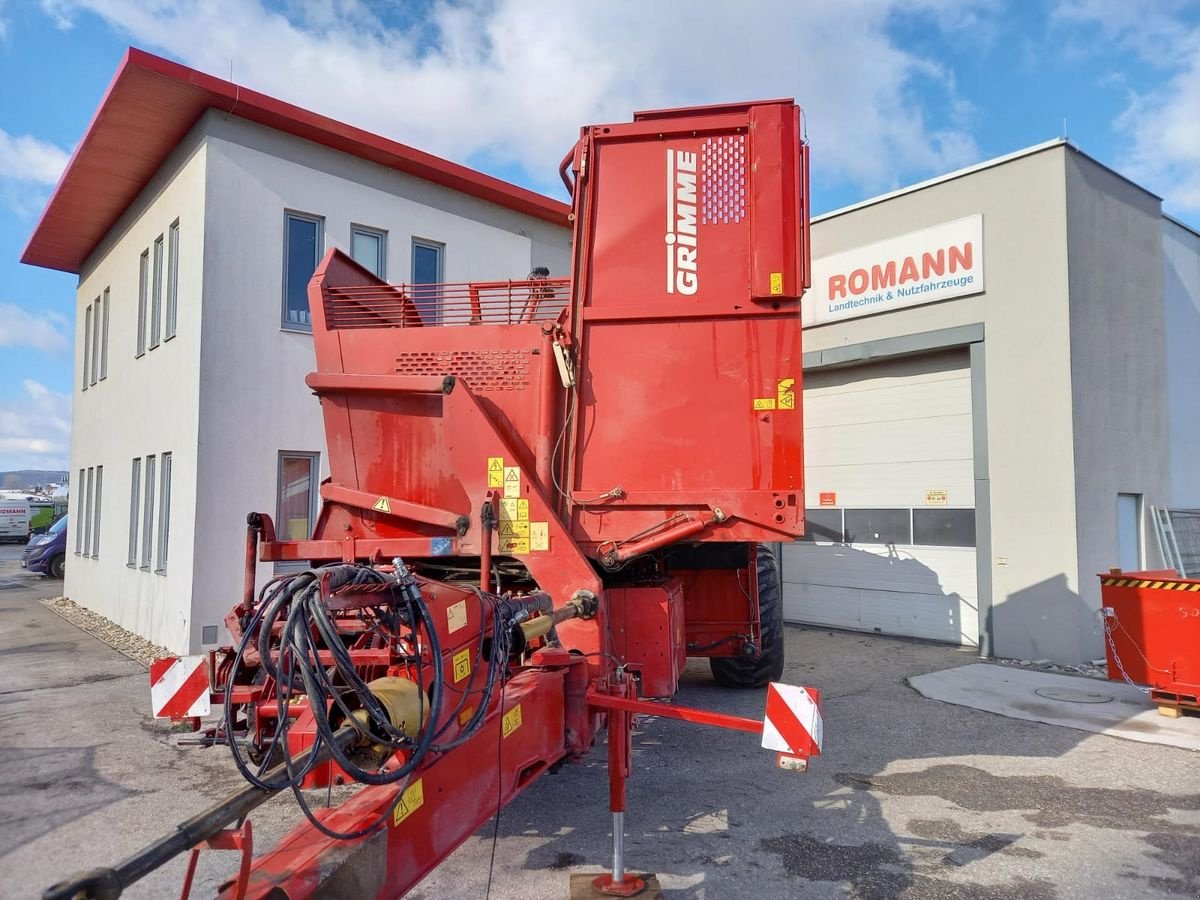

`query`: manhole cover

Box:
[1034,687,1114,704]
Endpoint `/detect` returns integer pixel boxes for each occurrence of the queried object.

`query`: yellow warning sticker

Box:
[776,378,796,410]
[499,520,529,537]
[499,499,518,521]
[372,495,391,513]
[499,536,530,554]
[529,522,549,551]
[446,599,468,634]
[458,706,476,727]
[502,704,523,738]
[503,466,521,498]
[488,456,504,488]
[392,779,424,827]
[452,648,472,682]
[770,272,784,295]
[517,499,529,521]
[753,398,777,410]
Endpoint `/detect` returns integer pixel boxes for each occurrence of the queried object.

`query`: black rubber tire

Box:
[709,544,785,689]
[47,554,65,579]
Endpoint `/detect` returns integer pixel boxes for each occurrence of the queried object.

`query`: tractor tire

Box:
[47,554,65,579]
[710,544,785,689]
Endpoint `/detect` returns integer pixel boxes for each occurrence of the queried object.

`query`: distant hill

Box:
[0,470,68,490]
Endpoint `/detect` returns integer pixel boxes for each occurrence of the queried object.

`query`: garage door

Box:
[782,349,979,646]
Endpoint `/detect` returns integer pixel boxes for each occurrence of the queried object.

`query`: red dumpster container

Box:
[1098,570,1200,713]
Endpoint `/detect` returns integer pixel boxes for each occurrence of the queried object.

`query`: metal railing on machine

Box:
[322,276,571,329]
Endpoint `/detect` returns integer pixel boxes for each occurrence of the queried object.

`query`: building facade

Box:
[782,141,1200,664]
[23,50,571,653]
[24,52,1200,666]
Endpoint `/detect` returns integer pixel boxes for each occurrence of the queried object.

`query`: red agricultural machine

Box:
[48,98,817,899]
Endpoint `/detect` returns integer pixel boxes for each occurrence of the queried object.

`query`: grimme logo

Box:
[665,148,698,295]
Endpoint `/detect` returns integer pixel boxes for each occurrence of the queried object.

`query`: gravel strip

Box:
[40,596,172,667]
[994,654,1109,680]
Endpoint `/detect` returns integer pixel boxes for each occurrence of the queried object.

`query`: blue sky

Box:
[0,0,1198,473]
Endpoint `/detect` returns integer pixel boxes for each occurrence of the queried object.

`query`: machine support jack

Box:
[592,676,646,897]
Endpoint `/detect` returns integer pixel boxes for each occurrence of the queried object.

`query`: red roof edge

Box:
[22,48,571,274]
[19,47,138,272]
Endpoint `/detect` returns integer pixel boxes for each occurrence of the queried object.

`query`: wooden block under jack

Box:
[1158,705,1184,718]
[568,873,663,899]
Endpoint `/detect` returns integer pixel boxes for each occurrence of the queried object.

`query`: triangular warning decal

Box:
[372,495,391,513]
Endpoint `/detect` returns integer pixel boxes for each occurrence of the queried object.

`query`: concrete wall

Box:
[1163,218,1200,507]
[67,130,208,652]
[808,146,1083,662]
[1065,153,1169,661]
[189,113,571,650]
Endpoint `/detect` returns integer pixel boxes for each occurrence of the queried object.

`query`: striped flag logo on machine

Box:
[150,655,211,719]
[762,683,823,770]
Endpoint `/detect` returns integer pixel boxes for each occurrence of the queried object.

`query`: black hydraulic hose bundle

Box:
[220,562,445,839]
[43,561,534,899]
[221,562,523,841]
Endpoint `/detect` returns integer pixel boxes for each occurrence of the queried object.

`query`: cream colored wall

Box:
[67,133,208,653]
[188,113,572,650]
[1065,154,1169,661]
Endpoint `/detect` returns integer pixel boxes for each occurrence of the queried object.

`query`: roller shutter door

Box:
[782,349,979,646]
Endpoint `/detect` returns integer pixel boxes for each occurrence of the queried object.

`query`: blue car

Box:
[23,514,67,578]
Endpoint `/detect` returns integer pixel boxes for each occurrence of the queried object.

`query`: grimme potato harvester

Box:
[48,98,817,899]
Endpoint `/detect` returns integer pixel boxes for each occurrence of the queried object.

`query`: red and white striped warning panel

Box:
[150,655,211,719]
[762,683,823,758]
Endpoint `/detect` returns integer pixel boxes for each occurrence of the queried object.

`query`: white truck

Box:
[0,500,30,542]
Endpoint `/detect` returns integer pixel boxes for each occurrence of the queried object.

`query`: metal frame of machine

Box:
[47,98,818,900]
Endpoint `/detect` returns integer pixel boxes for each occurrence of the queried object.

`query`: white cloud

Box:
[0,129,69,185]
[0,128,70,215]
[1116,41,1200,214]
[0,380,71,471]
[0,303,70,352]
[1054,1,1200,214]
[39,0,988,198]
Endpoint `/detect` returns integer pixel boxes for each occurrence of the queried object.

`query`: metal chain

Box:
[1099,612,1150,694]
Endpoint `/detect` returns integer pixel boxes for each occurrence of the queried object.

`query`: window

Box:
[141,454,156,569]
[82,304,92,391]
[75,467,85,555]
[1117,493,1143,571]
[156,453,172,573]
[411,239,444,324]
[803,508,844,543]
[150,234,164,349]
[90,295,100,385]
[283,212,323,330]
[100,287,110,379]
[844,508,912,546]
[913,508,975,547]
[127,458,141,566]
[137,250,149,356]
[83,467,93,557]
[278,453,319,541]
[166,220,179,340]
[92,465,103,558]
[351,225,386,279]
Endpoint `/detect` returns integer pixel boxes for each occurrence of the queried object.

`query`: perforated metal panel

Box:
[701,135,746,225]
[394,349,532,392]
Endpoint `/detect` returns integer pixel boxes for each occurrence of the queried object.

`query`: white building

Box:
[782,144,1200,664]
[23,50,1200,665]
[22,49,571,653]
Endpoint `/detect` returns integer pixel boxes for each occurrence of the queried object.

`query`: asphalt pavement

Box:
[1,561,1197,899]
[0,542,30,563]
